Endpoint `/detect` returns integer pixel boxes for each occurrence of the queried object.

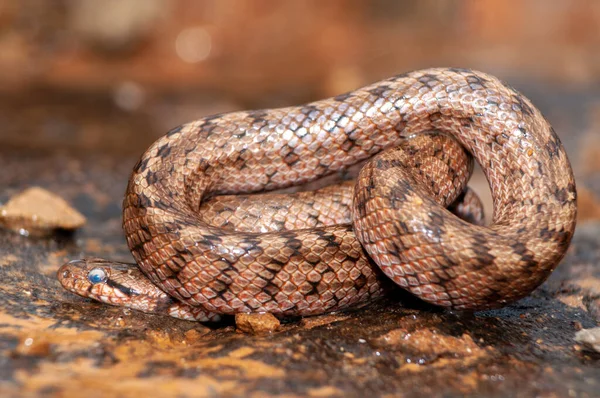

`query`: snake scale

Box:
[58,68,577,322]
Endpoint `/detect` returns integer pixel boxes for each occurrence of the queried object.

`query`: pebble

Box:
[0,187,86,237]
[575,327,600,353]
[235,313,280,334]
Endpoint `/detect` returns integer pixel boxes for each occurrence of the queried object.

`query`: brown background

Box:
[1,0,599,158]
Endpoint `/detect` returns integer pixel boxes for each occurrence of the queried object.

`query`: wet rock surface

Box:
[0,140,599,397]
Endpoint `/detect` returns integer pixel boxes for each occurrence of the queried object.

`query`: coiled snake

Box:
[58,68,577,322]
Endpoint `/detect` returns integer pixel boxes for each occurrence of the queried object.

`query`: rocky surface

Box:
[1,126,599,397]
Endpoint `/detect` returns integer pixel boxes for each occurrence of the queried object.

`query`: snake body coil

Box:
[58,68,577,321]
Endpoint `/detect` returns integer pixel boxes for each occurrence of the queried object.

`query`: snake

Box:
[57,68,577,322]
[58,133,483,321]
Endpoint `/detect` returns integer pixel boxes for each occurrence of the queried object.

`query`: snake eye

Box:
[87,268,108,284]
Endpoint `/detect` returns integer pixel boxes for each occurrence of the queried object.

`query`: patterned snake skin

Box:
[58,132,481,321]
[58,68,577,322]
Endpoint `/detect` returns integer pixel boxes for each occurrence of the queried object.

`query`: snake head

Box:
[57,258,159,306]
[57,258,220,322]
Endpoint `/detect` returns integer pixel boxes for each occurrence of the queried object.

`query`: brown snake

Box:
[58,68,577,322]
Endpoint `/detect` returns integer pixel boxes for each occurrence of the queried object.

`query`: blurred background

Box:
[2,3,600,395]
[1,0,599,220]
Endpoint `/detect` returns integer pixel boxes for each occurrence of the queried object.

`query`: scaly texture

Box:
[60,68,577,320]
[59,132,479,320]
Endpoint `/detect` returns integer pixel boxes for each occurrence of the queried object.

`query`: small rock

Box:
[0,187,86,237]
[575,327,600,353]
[235,313,280,334]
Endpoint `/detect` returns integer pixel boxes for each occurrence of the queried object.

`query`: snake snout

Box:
[56,263,75,287]
[57,260,88,285]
